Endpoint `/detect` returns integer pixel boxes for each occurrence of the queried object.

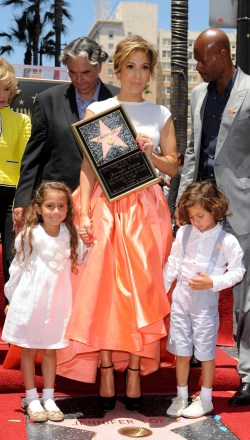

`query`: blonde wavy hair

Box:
[0,58,20,103]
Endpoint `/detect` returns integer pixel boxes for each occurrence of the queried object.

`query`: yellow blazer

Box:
[0,106,31,187]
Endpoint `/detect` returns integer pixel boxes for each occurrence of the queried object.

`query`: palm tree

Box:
[170,0,188,154]
[53,0,71,66]
[39,30,55,65]
[0,0,52,65]
[0,37,13,56]
[0,13,33,64]
[0,0,71,66]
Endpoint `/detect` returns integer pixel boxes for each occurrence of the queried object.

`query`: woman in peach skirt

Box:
[57,35,177,412]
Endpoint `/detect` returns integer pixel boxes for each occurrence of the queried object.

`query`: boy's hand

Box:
[189,272,213,290]
[4,304,9,315]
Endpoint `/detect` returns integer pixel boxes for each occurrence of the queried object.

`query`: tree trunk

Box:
[237,0,250,74]
[32,1,42,66]
[170,0,188,154]
[54,0,63,67]
[24,45,32,65]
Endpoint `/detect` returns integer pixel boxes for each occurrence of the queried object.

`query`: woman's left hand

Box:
[136,133,153,156]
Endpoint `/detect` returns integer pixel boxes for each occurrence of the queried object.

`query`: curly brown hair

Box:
[17,181,79,273]
[178,180,231,225]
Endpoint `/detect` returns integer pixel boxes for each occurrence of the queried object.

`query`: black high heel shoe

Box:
[99,364,116,411]
[124,366,142,412]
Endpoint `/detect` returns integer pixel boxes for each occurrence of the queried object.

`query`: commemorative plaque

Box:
[71,103,160,202]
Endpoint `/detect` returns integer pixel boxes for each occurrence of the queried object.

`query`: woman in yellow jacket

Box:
[0,58,31,283]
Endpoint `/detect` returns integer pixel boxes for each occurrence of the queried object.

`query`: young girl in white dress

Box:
[2,181,90,422]
[164,180,245,419]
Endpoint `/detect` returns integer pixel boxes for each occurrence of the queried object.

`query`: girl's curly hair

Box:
[178,180,231,225]
[17,181,79,273]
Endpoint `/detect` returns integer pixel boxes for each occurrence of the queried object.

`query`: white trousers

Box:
[167,281,219,361]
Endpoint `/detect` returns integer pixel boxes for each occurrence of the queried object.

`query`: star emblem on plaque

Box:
[89,120,128,160]
[72,104,160,203]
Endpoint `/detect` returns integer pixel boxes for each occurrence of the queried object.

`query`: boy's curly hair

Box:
[178,180,231,225]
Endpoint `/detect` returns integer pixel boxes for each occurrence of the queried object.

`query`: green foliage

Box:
[0,0,72,66]
[144,84,152,94]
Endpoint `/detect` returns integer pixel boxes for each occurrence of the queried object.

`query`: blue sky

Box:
[0,0,211,65]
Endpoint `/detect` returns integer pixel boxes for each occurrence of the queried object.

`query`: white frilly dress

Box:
[2,223,87,349]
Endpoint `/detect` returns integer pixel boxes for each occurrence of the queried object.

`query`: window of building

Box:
[108,43,114,51]
[108,56,113,63]
[109,31,114,38]
[162,74,171,83]
[162,62,171,70]
[188,61,197,70]
[189,75,197,83]
[162,87,171,94]
[108,69,113,77]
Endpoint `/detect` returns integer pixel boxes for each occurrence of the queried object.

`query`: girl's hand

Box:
[136,133,153,156]
[4,304,9,315]
[79,215,94,245]
[188,272,213,290]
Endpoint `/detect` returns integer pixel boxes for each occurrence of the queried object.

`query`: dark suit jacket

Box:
[14,81,119,207]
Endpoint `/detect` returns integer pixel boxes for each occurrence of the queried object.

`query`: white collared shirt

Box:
[164,223,245,293]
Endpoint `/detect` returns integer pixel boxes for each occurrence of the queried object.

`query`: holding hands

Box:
[12,207,27,234]
[79,215,94,246]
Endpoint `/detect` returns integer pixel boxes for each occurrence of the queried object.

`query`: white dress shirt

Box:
[164,223,245,294]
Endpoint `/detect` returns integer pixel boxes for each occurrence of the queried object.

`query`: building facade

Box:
[89,1,237,142]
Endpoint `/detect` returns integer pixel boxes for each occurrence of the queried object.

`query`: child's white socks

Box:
[42,388,60,411]
[200,386,212,402]
[177,385,189,399]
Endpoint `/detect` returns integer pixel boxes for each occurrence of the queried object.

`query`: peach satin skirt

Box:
[57,183,173,382]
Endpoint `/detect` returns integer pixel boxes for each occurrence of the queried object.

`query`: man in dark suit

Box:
[13,37,119,230]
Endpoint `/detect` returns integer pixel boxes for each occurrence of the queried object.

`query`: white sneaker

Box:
[182,396,213,418]
[166,396,189,417]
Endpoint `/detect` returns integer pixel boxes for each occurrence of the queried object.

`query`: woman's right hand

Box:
[79,215,94,245]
